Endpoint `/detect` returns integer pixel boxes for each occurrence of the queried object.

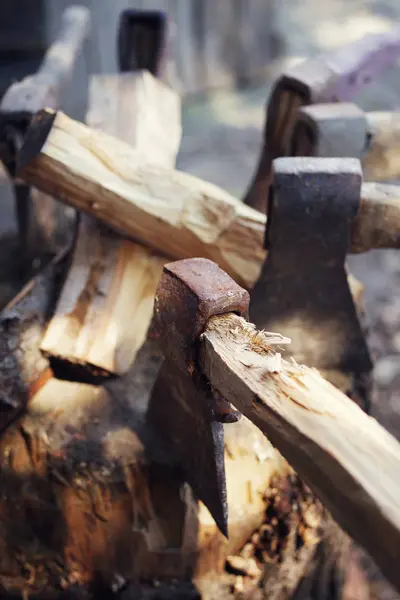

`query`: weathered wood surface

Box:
[40,72,178,378]
[18,109,266,289]
[0,6,90,117]
[40,215,166,379]
[199,312,400,594]
[18,111,400,290]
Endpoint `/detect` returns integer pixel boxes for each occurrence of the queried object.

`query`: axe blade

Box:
[147,258,250,537]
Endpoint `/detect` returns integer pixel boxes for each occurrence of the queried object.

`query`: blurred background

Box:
[1,1,400,596]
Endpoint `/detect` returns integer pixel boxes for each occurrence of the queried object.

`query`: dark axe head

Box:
[243,30,400,212]
[117,9,168,76]
[250,157,373,410]
[289,102,369,159]
[147,258,249,537]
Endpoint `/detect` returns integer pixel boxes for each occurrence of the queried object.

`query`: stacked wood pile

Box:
[0,63,344,600]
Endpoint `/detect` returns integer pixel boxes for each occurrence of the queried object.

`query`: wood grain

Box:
[18,110,400,288]
[40,72,179,377]
[200,312,400,594]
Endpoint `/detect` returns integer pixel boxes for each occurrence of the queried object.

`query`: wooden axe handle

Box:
[199,312,400,594]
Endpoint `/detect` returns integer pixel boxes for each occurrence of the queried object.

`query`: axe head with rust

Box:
[118,9,168,76]
[147,258,249,537]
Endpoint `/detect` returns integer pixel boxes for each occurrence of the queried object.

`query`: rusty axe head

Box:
[243,29,400,212]
[250,157,373,410]
[147,258,249,537]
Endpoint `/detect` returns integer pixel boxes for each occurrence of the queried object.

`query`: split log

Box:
[289,107,400,185]
[199,312,400,594]
[40,72,178,379]
[17,110,400,291]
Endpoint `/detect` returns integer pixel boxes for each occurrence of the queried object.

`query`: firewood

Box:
[17,109,266,289]
[40,72,178,379]
[17,110,400,291]
[363,111,400,182]
[199,312,400,594]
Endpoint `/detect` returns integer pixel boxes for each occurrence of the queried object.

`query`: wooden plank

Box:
[200,312,400,594]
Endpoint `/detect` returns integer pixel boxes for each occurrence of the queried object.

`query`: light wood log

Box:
[17,110,400,288]
[40,72,179,378]
[199,312,400,594]
[17,109,266,289]
[353,182,400,253]
[363,111,400,182]
[86,72,182,166]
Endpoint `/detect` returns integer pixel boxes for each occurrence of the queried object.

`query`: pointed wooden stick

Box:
[199,312,400,594]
